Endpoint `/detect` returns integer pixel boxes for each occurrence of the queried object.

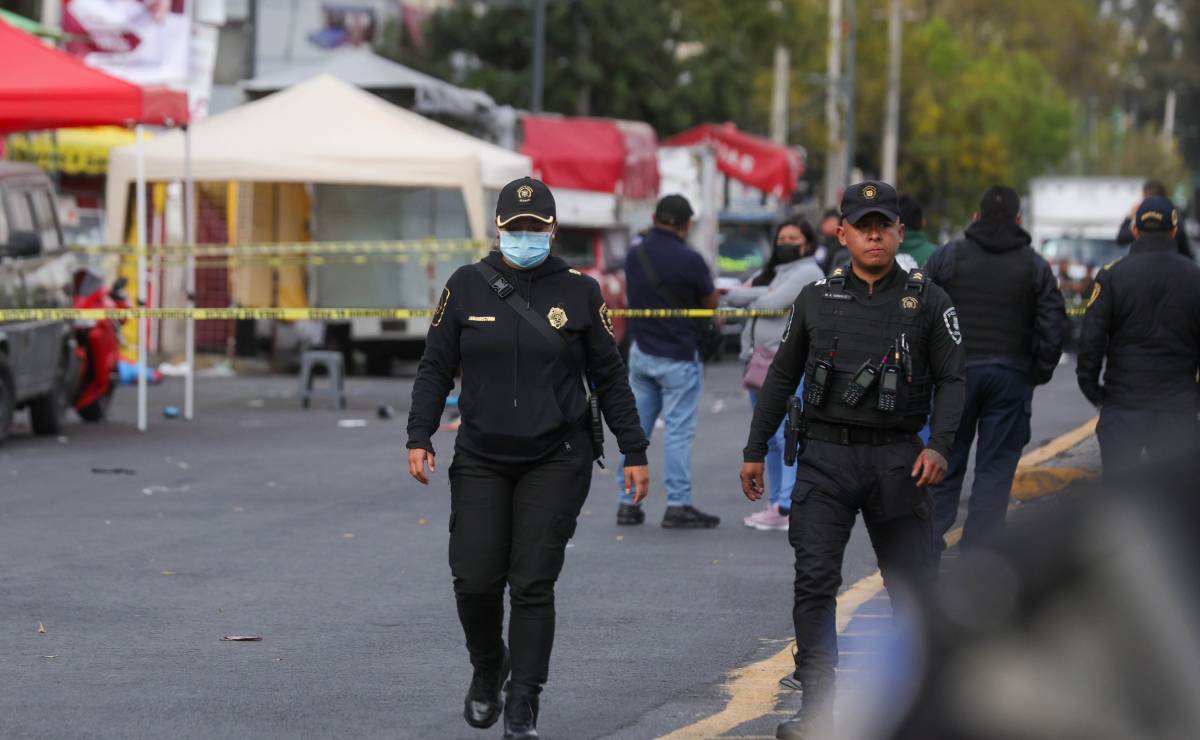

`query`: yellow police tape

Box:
[68,239,489,258]
[0,307,791,321]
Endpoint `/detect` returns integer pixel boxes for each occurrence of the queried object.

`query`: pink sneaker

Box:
[743,505,790,531]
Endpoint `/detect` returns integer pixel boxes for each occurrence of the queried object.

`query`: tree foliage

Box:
[389,0,1195,224]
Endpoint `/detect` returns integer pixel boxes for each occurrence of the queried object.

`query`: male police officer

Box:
[740,181,965,740]
[1077,196,1200,480]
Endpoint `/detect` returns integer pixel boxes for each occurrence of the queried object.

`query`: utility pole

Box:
[531,0,547,113]
[770,45,791,146]
[823,0,843,207]
[843,0,856,188]
[881,0,901,185]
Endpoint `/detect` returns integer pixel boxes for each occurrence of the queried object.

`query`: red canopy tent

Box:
[663,123,803,200]
[520,114,659,199]
[0,19,188,133]
[0,18,191,432]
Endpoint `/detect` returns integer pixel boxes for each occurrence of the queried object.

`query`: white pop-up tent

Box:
[104,74,531,428]
[106,74,533,243]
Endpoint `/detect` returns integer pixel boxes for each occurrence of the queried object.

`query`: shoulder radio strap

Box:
[473,261,566,351]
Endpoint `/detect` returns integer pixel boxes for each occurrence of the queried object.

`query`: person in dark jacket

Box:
[924,185,1068,552]
[741,181,966,740]
[615,194,722,529]
[1078,196,1200,480]
[1116,180,1192,259]
[406,177,650,739]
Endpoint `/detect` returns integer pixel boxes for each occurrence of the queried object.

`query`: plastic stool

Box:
[298,350,346,409]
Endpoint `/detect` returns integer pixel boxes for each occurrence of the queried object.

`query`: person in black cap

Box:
[923,185,1068,554]
[406,176,650,739]
[1115,180,1192,258]
[615,193,722,528]
[1078,195,1200,480]
[739,180,966,740]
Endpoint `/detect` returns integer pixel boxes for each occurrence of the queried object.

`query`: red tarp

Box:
[0,19,188,134]
[521,115,659,199]
[663,123,803,200]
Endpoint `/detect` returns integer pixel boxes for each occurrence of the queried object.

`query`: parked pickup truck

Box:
[0,162,78,444]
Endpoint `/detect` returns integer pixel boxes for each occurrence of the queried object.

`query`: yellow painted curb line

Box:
[658,416,1099,739]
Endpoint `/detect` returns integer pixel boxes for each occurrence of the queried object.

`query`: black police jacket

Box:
[1076,234,1200,411]
[406,252,649,466]
[744,262,966,462]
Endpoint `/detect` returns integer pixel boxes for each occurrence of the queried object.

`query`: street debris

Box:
[37,623,45,634]
[142,484,190,496]
[337,419,368,428]
[92,467,136,475]
[163,406,181,419]
[418,518,429,526]
[376,404,395,419]
[221,636,262,642]
[161,571,175,576]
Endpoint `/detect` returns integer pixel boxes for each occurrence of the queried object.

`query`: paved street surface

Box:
[0,359,1096,739]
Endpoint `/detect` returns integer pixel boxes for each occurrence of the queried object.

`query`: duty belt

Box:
[804,420,915,446]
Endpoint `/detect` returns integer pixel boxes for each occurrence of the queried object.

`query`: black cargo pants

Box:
[788,437,936,686]
[448,423,592,694]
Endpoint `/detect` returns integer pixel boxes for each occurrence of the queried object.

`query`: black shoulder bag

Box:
[634,246,722,361]
[473,262,607,468]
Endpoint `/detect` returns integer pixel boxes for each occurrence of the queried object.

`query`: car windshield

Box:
[1038,238,1124,267]
[718,224,771,279]
[555,229,595,269]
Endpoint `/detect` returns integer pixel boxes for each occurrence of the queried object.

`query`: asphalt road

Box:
[0,358,1095,739]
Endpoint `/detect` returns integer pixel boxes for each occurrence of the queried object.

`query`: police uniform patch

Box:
[901,295,920,311]
[547,306,568,330]
[598,303,615,337]
[943,307,962,345]
[432,287,450,327]
[1087,282,1101,309]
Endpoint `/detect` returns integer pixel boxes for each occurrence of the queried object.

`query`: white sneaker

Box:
[743,505,790,531]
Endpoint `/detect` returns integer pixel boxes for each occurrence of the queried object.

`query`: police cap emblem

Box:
[862,185,877,200]
[516,185,534,203]
[547,306,568,330]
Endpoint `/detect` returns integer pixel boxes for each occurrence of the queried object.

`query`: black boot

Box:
[616,503,645,526]
[503,684,540,740]
[463,647,510,729]
[776,672,834,740]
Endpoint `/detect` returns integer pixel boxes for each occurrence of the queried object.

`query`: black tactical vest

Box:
[804,266,932,430]
[941,239,1035,359]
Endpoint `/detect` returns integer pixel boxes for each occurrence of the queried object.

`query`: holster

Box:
[588,393,606,468]
[784,396,806,466]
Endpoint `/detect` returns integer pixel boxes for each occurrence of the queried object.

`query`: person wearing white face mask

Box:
[406,177,650,739]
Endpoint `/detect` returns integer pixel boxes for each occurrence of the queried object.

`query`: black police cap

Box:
[1135,196,1179,233]
[840,181,901,225]
[496,177,556,228]
[654,194,694,227]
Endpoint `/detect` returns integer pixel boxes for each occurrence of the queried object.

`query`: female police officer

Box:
[406,177,650,739]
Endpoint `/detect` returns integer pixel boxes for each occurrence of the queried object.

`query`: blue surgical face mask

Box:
[498,230,552,269]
